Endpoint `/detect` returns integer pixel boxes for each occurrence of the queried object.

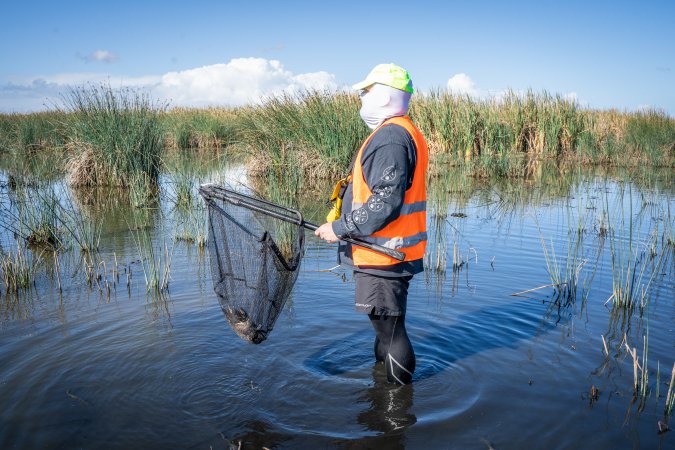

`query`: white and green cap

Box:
[352,63,414,94]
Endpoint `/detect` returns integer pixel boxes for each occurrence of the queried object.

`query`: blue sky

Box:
[1,0,673,113]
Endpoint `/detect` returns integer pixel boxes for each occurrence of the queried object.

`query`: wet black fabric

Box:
[369,313,416,385]
[354,271,412,316]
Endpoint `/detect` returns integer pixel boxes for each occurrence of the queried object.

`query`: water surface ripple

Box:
[0,167,673,449]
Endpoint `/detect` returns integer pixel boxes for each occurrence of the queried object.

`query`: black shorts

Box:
[354,271,413,316]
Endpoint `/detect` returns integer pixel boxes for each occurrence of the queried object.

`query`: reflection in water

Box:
[350,365,416,449]
[191,420,293,449]
[205,366,416,450]
[227,421,293,449]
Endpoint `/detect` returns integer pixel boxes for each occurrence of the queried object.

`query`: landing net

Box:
[200,185,304,344]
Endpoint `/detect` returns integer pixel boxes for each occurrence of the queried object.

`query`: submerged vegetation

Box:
[0,242,40,293]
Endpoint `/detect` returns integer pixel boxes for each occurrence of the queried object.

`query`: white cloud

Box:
[154,58,338,107]
[446,73,479,97]
[0,79,63,111]
[18,72,160,87]
[0,58,338,112]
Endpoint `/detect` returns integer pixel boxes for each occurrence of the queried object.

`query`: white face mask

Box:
[359,83,411,129]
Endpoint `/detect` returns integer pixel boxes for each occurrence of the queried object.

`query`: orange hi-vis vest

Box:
[351,116,428,267]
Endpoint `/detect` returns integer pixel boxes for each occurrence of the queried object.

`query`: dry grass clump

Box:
[590,109,629,143]
[65,144,110,187]
[245,144,342,180]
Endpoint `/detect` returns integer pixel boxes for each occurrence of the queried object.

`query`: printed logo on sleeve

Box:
[381,166,397,182]
[352,208,369,225]
[373,185,393,198]
[367,195,384,212]
[345,213,356,231]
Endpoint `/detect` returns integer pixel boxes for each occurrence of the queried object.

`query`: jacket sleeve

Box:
[332,127,411,239]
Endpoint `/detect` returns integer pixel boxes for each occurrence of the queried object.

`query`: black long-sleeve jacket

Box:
[331,121,423,277]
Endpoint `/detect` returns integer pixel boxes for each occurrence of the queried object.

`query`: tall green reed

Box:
[534,193,595,305]
[0,112,69,153]
[163,108,240,149]
[240,90,367,179]
[129,219,173,292]
[3,88,673,182]
[61,84,165,191]
[537,228,587,305]
[57,191,102,253]
[624,108,675,165]
[0,183,105,253]
[603,184,667,311]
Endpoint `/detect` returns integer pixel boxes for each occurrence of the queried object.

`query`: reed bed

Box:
[412,90,673,177]
[2,89,673,181]
[60,84,164,193]
[162,152,211,248]
[239,90,367,179]
[162,108,241,150]
[168,181,208,249]
[424,173,473,276]
[0,111,69,153]
[538,231,587,305]
[163,153,201,211]
[174,207,207,249]
[534,191,605,306]
[0,147,68,187]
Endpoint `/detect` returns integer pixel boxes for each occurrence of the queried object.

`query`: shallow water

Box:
[0,159,673,449]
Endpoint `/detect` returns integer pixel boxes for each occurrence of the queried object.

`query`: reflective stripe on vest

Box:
[352,200,426,216]
[358,231,428,249]
[351,116,428,267]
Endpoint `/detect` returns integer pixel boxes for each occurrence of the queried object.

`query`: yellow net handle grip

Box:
[326,175,351,222]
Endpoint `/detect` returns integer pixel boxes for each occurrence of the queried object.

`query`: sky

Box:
[1,0,673,114]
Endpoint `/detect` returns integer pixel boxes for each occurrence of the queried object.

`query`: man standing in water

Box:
[315,64,428,385]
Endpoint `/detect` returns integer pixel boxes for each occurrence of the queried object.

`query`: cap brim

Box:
[352,79,373,91]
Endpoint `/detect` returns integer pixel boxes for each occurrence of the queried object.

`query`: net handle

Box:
[301,222,406,262]
[199,184,406,262]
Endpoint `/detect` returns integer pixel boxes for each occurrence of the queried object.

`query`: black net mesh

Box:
[200,185,305,344]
